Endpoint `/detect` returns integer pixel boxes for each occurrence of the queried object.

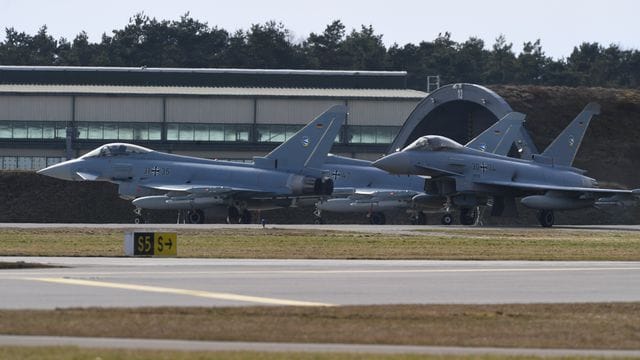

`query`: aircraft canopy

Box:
[404,135,463,152]
[81,143,152,158]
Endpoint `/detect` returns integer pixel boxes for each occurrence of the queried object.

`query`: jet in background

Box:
[373,103,640,227]
[316,111,531,225]
[38,106,346,224]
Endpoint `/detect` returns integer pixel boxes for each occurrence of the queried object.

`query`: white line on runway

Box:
[26,277,334,307]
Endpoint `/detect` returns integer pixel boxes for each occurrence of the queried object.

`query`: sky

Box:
[1,0,639,60]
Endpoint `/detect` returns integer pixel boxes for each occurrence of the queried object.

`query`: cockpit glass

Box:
[81,143,152,158]
[404,135,463,152]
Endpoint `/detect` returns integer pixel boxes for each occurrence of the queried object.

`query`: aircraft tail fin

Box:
[258,105,346,172]
[541,102,600,167]
[466,112,526,155]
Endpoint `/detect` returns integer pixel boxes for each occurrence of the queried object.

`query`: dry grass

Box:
[0,227,639,260]
[1,303,639,350]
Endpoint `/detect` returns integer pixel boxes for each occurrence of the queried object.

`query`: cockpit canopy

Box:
[404,135,463,152]
[80,143,152,159]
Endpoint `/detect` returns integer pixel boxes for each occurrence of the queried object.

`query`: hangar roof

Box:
[0,66,410,90]
[0,84,427,100]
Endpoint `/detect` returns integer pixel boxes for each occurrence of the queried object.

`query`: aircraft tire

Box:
[369,212,386,225]
[227,206,240,224]
[314,217,325,225]
[187,209,205,224]
[134,215,145,224]
[538,210,554,227]
[441,213,453,225]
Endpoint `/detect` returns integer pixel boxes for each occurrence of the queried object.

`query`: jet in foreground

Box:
[373,103,639,227]
[316,110,532,225]
[38,106,346,224]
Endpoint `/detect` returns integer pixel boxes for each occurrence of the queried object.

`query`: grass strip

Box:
[1,303,639,350]
[0,347,591,360]
[0,228,639,260]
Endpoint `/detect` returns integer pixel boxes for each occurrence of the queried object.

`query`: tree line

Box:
[1,13,638,90]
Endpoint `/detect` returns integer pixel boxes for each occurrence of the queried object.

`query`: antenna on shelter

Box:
[427,75,441,93]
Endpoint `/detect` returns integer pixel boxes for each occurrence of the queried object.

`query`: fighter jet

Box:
[316,110,532,225]
[38,105,346,224]
[373,103,640,227]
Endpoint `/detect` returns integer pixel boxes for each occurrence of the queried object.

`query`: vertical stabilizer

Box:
[466,112,526,155]
[541,102,600,166]
[260,105,346,172]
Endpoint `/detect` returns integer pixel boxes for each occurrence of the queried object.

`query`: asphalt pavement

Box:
[1,257,639,308]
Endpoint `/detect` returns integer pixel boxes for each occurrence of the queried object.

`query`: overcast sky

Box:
[1,0,638,60]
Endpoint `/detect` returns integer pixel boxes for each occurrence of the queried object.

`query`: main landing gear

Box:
[537,209,555,227]
[460,207,479,226]
[368,211,386,225]
[313,208,325,224]
[439,207,480,226]
[227,206,252,224]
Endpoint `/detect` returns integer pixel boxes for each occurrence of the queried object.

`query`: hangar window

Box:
[75,122,161,141]
[166,123,250,142]
[0,123,10,138]
[346,125,400,144]
[256,124,303,142]
[0,156,64,171]
[12,123,27,138]
[0,121,67,139]
[2,156,17,169]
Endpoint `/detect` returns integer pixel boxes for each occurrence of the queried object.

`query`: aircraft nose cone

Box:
[372,152,411,174]
[37,161,74,180]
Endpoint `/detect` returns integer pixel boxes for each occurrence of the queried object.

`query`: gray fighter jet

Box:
[316,110,532,225]
[373,103,640,227]
[38,105,346,224]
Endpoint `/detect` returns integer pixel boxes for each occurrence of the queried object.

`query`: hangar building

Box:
[0,66,426,170]
[0,66,515,171]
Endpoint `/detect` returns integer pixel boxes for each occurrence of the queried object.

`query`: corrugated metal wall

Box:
[256,99,342,124]
[75,96,163,122]
[0,95,72,121]
[166,97,254,123]
[347,100,417,126]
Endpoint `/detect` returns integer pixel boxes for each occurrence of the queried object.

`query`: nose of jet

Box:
[372,152,412,174]
[37,160,76,181]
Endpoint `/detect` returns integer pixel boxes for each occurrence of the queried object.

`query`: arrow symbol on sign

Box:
[165,239,173,249]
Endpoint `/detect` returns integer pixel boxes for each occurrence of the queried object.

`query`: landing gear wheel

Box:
[187,209,205,224]
[134,215,145,224]
[369,212,386,225]
[460,208,478,226]
[441,213,453,225]
[227,206,240,224]
[314,217,325,225]
[240,210,252,224]
[538,210,555,227]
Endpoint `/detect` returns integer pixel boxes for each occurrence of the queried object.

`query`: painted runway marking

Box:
[26,277,334,307]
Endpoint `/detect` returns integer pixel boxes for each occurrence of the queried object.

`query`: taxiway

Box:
[1,257,639,309]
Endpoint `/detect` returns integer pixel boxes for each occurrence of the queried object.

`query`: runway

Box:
[1,257,639,309]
